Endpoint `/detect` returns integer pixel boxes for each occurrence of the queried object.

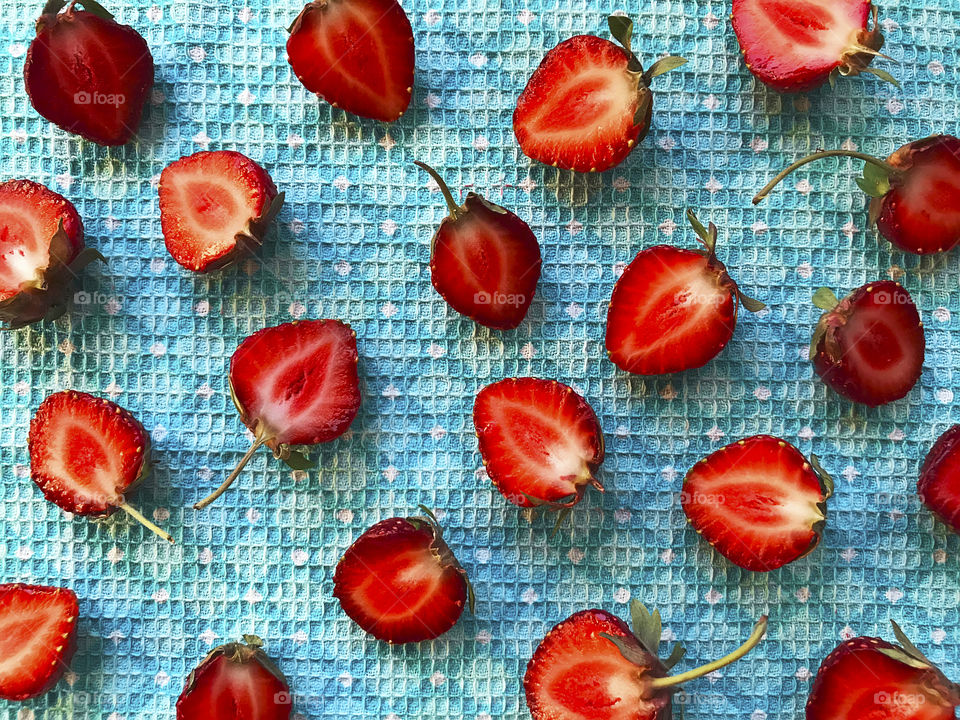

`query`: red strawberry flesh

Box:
[807,634,960,720]
[0,584,78,701]
[732,0,881,92]
[682,435,830,572]
[24,6,154,146]
[474,377,604,508]
[418,162,542,329]
[811,281,924,407]
[919,425,960,534]
[605,220,759,376]
[286,0,414,122]
[333,514,470,644]
[514,34,643,173]
[524,609,667,720]
[229,319,360,447]
[877,135,960,255]
[177,637,290,720]
[0,179,83,302]
[29,390,149,516]
[159,151,281,272]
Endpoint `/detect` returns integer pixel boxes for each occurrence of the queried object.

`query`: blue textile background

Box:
[0,0,959,718]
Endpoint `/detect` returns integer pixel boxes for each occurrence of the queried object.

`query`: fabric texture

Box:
[1,0,959,718]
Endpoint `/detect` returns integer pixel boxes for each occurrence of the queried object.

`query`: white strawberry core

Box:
[0,210,48,293]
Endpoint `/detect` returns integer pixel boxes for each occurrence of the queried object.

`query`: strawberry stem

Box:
[414,161,463,218]
[119,503,174,544]
[648,616,767,690]
[194,436,267,510]
[753,151,900,204]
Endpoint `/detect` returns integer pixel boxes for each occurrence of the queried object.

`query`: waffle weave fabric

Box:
[1,0,959,718]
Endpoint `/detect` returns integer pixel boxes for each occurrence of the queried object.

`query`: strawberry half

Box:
[333,508,473,644]
[24,0,154,146]
[28,390,173,543]
[809,281,924,407]
[525,599,767,720]
[0,583,78,701]
[286,0,414,122]
[732,0,895,93]
[807,621,960,720]
[918,425,960,535]
[474,377,604,522]
[755,135,960,255]
[195,319,361,509]
[177,635,291,720]
[0,179,103,329]
[681,435,834,572]
[513,15,686,172]
[159,151,283,273]
[605,210,765,375]
[416,162,542,330]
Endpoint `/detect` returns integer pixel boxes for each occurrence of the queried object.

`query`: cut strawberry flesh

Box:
[176,654,290,720]
[0,180,82,301]
[813,282,924,406]
[230,319,361,447]
[431,194,541,329]
[333,518,468,644]
[286,0,414,122]
[0,584,78,701]
[682,435,827,572]
[513,35,640,172]
[29,391,148,515]
[159,151,277,272]
[808,637,959,720]
[474,378,604,507]
[919,425,960,534]
[732,0,872,90]
[879,136,960,254]
[524,609,666,720]
[606,245,736,375]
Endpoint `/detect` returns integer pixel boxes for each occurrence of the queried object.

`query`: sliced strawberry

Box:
[0,584,78,701]
[286,0,414,122]
[474,377,604,510]
[0,179,101,329]
[24,2,154,146]
[810,281,924,407]
[177,635,291,720]
[525,609,666,720]
[918,425,960,535]
[875,135,960,255]
[605,211,764,375]
[807,623,960,720]
[29,390,149,515]
[159,151,283,273]
[333,510,472,644]
[195,319,361,509]
[416,162,541,330]
[525,600,767,720]
[732,0,891,93]
[28,390,172,542]
[753,135,960,256]
[682,435,833,572]
[513,16,685,172]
